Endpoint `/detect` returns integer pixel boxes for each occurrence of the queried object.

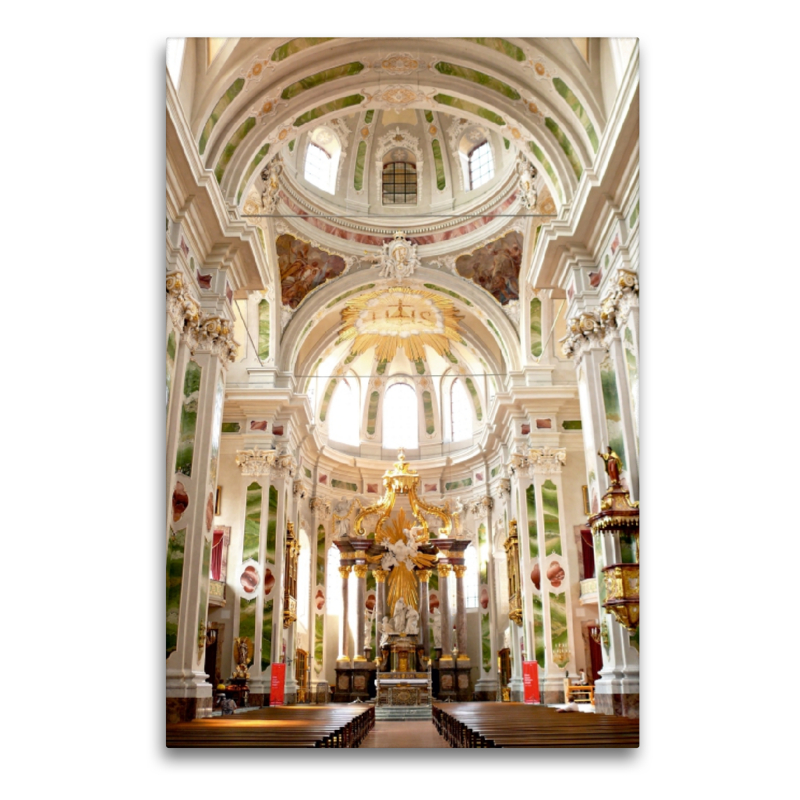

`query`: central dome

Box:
[266,106,520,253]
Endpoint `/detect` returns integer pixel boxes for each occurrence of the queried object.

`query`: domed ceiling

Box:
[190,37,605,434]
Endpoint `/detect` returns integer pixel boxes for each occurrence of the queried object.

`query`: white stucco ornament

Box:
[379,231,421,281]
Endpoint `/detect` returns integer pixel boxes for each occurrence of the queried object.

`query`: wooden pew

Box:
[167,704,375,748]
[432,702,638,748]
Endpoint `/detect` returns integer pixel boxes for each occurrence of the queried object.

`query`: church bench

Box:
[432,703,639,748]
[167,705,374,748]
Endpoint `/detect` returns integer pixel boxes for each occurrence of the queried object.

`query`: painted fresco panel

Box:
[481,612,491,672]
[276,234,347,309]
[600,356,628,470]
[526,484,538,559]
[455,231,522,305]
[166,528,185,658]
[243,483,261,563]
[166,331,176,413]
[175,361,201,477]
[530,297,542,357]
[258,299,270,360]
[266,485,278,561]
[262,598,273,671]
[532,593,545,666]
[542,480,562,556]
[549,591,568,653]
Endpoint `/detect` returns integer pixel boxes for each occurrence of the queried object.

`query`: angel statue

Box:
[405,606,420,637]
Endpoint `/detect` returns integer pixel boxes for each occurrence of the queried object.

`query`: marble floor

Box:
[359,719,451,748]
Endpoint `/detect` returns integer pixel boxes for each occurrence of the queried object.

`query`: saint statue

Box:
[333,496,351,538]
[391,597,407,636]
[405,606,420,637]
[379,616,393,648]
[598,446,623,485]
[432,607,442,649]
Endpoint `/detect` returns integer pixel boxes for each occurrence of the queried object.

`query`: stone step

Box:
[375,706,433,721]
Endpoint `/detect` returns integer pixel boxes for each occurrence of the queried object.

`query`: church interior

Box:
[165,36,641,745]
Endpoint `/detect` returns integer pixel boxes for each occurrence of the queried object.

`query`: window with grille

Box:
[382,161,418,205]
[468,141,494,190]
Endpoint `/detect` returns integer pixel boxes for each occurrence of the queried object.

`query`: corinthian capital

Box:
[166,270,201,335]
[235,448,276,477]
[194,315,239,365]
[309,497,331,517]
[468,496,494,518]
[560,311,606,362]
[528,446,567,474]
[599,268,639,332]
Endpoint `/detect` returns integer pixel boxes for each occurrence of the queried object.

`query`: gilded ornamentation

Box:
[453,565,467,579]
[353,564,368,579]
[338,565,352,579]
[416,569,431,583]
[373,569,389,583]
[363,85,430,107]
[340,286,464,367]
[503,519,523,626]
[354,450,453,539]
[561,310,606,363]
[377,231,421,281]
[437,563,453,578]
[602,564,639,633]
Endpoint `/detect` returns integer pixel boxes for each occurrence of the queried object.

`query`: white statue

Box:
[333,496,351,538]
[405,606,420,637]
[391,598,407,635]
[379,616,394,647]
[452,497,465,538]
[432,607,442,649]
[381,528,420,572]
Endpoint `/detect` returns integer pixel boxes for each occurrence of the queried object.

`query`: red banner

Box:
[522,661,540,704]
[270,663,286,706]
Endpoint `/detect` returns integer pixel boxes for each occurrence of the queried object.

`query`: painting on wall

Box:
[455,230,522,305]
[276,233,347,309]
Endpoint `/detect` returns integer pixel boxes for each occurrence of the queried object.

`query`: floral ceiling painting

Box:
[455,230,523,305]
[277,233,347,309]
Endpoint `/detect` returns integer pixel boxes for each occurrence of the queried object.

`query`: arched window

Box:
[451,379,472,442]
[304,127,341,193]
[383,383,418,450]
[465,544,479,608]
[327,378,359,446]
[468,141,494,189]
[382,148,417,205]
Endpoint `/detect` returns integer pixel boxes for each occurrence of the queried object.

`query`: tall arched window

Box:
[382,148,417,205]
[451,379,472,442]
[327,378,360,446]
[304,127,341,193]
[383,383,418,450]
[468,141,494,189]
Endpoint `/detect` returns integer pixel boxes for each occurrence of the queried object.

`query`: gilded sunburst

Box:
[339,286,463,362]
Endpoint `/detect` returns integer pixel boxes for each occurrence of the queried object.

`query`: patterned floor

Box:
[359,719,451,748]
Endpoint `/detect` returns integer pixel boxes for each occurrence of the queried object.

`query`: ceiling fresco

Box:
[454,230,523,305]
[276,233,348,308]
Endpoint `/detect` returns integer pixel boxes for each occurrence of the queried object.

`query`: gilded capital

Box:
[373,569,388,583]
[338,565,352,579]
[453,564,467,579]
[437,563,453,578]
[417,569,431,583]
[309,497,331,517]
[353,564,368,579]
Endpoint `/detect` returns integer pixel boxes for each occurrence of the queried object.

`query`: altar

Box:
[332,451,473,713]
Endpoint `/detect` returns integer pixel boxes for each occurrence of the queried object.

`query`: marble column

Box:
[418,570,431,659]
[284,621,297,704]
[453,565,467,654]
[374,569,387,653]
[353,562,368,659]
[438,564,453,653]
[166,287,235,723]
[606,328,639,500]
[338,565,351,661]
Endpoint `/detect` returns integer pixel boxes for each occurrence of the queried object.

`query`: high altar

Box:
[333,451,472,714]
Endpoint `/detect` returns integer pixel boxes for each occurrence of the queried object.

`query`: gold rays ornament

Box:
[375,509,437,616]
[339,286,463,362]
